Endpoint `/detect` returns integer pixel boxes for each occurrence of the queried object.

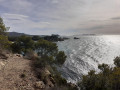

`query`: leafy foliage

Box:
[114,56,120,67]
[32,35,42,41]
[0,35,11,49]
[35,39,58,57]
[11,35,66,65]
[35,39,66,66]
[55,51,67,65]
[0,16,76,90]
[8,36,18,42]
[78,57,120,90]
[11,35,34,54]
[43,34,64,42]
[0,17,6,35]
[34,56,54,68]
[0,17,11,49]
[53,74,67,86]
[11,42,21,53]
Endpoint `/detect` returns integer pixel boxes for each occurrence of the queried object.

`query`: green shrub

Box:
[0,35,11,49]
[0,17,11,49]
[34,57,47,68]
[78,57,120,90]
[11,35,35,54]
[8,36,18,42]
[53,74,67,86]
[35,39,58,57]
[10,42,21,53]
[25,49,37,60]
[0,17,6,35]
[56,51,67,65]
[114,56,120,67]
[32,35,42,41]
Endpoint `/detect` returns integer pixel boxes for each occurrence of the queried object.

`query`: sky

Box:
[0,0,120,35]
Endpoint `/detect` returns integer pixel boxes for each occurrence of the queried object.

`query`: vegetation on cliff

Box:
[10,35,77,89]
[78,57,120,90]
[0,17,78,90]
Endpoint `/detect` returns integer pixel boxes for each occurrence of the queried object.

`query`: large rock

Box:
[0,53,8,59]
[0,61,5,70]
[44,68,51,76]
[44,69,55,87]
[35,81,45,89]
[35,68,55,88]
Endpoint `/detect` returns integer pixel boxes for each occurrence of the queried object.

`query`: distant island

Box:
[74,37,79,39]
[7,32,69,42]
[82,34,96,36]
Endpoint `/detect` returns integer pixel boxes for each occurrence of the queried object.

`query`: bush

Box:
[0,17,6,35]
[11,42,21,53]
[34,55,55,68]
[0,35,11,49]
[34,57,47,68]
[35,39,58,57]
[32,36,42,41]
[78,57,120,90]
[0,17,11,50]
[11,35,35,54]
[8,36,18,42]
[114,56,120,67]
[53,74,67,86]
[56,51,67,65]
[24,49,37,60]
[35,40,66,65]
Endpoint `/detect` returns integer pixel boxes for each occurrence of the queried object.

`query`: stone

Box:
[16,54,22,57]
[35,81,45,89]
[50,77,55,85]
[44,68,51,76]
[0,61,5,70]
[0,53,8,59]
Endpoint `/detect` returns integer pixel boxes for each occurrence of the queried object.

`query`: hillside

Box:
[7,32,47,37]
[0,53,38,90]
[0,53,57,90]
[7,32,27,37]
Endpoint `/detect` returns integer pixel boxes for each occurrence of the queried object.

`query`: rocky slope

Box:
[0,53,55,90]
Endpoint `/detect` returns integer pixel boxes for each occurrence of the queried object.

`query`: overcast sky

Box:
[0,0,120,35]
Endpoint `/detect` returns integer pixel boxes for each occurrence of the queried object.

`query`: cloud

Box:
[111,17,120,20]
[48,0,59,4]
[2,13,56,35]
[3,13,28,19]
[1,0,120,35]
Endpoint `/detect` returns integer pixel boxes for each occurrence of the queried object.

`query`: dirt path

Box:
[0,54,38,90]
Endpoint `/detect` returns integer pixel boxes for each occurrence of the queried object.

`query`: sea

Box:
[57,35,120,83]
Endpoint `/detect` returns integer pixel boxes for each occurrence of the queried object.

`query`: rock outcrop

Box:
[0,52,58,90]
[35,81,45,89]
